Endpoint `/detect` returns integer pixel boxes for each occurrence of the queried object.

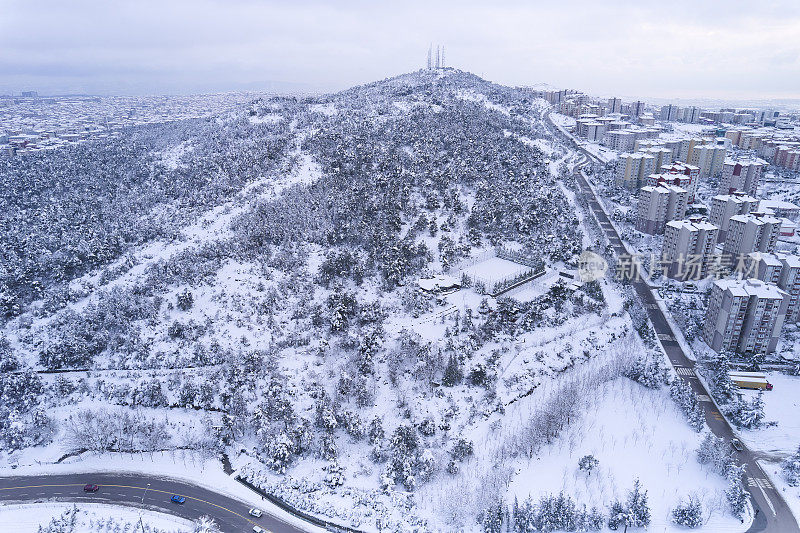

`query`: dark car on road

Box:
[170,495,186,504]
[83,484,99,492]
[731,438,744,452]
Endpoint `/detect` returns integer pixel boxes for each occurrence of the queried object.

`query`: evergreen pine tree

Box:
[442,353,463,386]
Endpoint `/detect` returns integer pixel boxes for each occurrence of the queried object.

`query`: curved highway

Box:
[0,472,308,533]
[547,109,799,532]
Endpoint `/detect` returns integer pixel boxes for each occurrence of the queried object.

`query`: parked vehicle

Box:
[170,495,186,504]
[83,484,99,492]
[249,508,263,518]
[729,371,773,391]
[253,527,266,533]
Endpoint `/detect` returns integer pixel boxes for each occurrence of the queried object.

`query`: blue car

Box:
[170,495,186,504]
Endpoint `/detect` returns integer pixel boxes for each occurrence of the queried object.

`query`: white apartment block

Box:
[607,97,622,114]
[660,105,681,122]
[682,106,702,123]
[615,152,655,189]
[747,252,800,323]
[585,122,606,142]
[604,130,637,152]
[719,158,765,197]
[661,218,719,280]
[709,192,758,242]
[723,212,781,259]
[635,184,688,234]
[690,144,727,178]
[703,278,788,354]
[641,147,673,171]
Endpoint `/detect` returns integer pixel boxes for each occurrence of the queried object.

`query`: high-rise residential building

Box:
[682,106,702,124]
[604,130,637,152]
[747,252,800,323]
[778,253,800,323]
[747,252,783,285]
[585,122,606,142]
[607,97,622,114]
[661,218,718,280]
[690,144,727,178]
[641,147,673,171]
[615,152,655,189]
[719,158,766,197]
[629,101,645,117]
[635,184,688,234]
[709,192,758,242]
[660,162,700,200]
[660,104,680,122]
[703,278,788,354]
[723,212,781,259]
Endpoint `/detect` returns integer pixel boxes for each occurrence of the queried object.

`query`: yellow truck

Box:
[728,371,773,391]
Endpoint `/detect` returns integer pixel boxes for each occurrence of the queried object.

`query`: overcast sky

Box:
[2,0,800,100]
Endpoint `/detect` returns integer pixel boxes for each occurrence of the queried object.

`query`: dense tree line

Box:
[1,113,293,319]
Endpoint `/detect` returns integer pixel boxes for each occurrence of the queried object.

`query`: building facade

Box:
[703,278,788,354]
[719,159,765,197]
[709,192,758,242]
[661,218,719,280]
[723,212,781,259]
[635,184,688,234]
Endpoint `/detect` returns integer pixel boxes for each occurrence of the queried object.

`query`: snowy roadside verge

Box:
[0,501,195,532]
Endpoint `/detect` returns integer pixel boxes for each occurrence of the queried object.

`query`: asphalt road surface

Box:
[548,111,799,532]
[0,473,308,533]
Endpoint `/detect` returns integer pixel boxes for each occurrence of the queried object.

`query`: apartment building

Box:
[703,278,788,354]
[635,184,688,234]
[708,192,758,242]
[661,218,718,280]
[640,147,672,171]
[607,97,622,114]
[690,144,727,178]
[747,252,800,323]
[586,122,605,142]
[604,130,637,152]
[719,159,765,197]
[723,212,781,259]
[615,152,655,189]
[660,161,700,199]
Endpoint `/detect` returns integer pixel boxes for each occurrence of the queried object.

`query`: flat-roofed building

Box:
[703,278,788,354]
[635,184,688,234]
[661,218,718,280]
[723,212,781,259]
[719,158,765,197]
[709,192,758,242]
[616,152,655,189]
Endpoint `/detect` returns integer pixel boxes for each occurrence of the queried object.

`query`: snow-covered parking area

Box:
[738,372,800,456]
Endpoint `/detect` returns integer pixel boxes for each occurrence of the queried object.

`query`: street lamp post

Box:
[137,483,151,533]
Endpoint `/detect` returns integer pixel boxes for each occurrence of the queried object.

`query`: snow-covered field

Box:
[0,502,194,533]
[461,257,531,283]
[505,378,749,532]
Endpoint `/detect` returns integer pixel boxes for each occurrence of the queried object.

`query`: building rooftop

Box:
[715,278,787,299]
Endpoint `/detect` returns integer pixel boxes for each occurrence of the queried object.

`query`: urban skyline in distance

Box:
[2,0,800,102]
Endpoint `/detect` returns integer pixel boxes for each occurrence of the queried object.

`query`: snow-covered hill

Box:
[0,70,748,531]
